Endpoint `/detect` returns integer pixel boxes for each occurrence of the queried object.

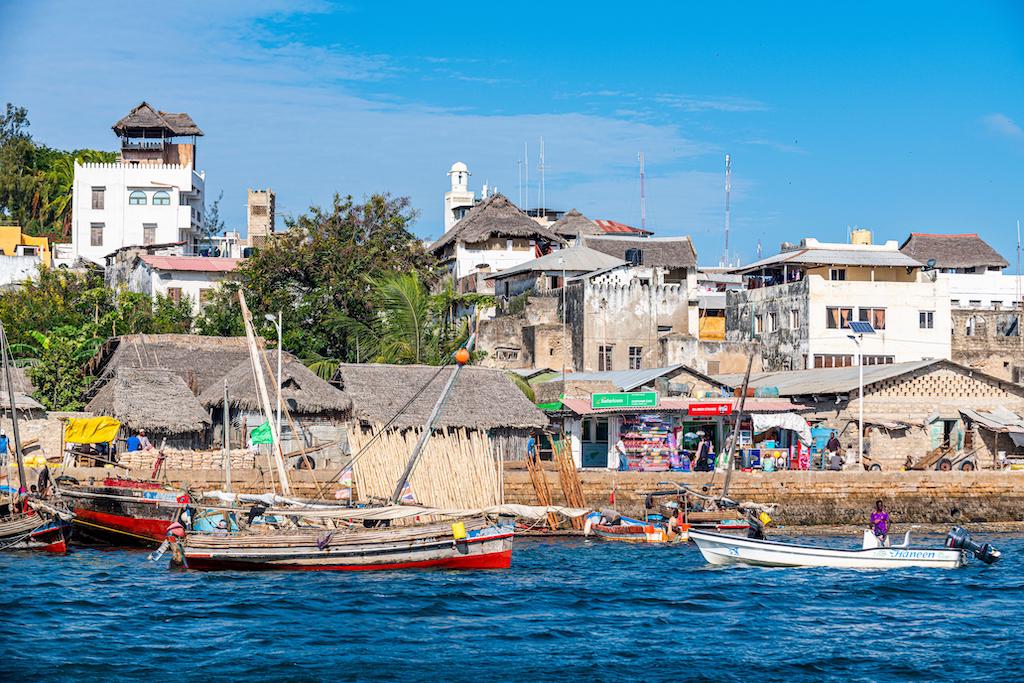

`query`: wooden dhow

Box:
[0,321,73,553]
[177,292,523,572]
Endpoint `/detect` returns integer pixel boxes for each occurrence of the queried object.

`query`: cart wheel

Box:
[869,464,882,471]
[936,458,953,471]
[960,461,975,472]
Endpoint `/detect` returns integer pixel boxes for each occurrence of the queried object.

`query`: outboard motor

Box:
[945,526,1001,565]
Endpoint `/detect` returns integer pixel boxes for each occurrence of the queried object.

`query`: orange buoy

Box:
[454,348,470,365]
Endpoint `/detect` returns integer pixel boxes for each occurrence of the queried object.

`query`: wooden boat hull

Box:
[690,529,966,569]
[0,511,71,553]
[181,520,514,571]
[583,512,687,544]
[62,480,187,546]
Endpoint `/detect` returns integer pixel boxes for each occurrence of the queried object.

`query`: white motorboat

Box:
[690,526,1000,569]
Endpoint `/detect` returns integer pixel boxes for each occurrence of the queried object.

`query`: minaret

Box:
[444,161,475,232]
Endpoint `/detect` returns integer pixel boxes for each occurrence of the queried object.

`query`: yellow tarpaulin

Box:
[64,417,121,444]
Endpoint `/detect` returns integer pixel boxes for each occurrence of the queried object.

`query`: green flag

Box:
[250,421,274,445]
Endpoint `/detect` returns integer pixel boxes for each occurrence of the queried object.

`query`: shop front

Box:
[557,395,806,471]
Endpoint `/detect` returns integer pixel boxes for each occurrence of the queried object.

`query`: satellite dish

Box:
[926,258,937,269]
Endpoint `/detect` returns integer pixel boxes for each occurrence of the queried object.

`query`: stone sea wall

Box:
[502,469,1024,525]
[58,467,1024,525]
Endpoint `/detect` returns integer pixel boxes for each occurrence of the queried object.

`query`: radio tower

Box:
[639,151,647,231]
[722,153,731,267]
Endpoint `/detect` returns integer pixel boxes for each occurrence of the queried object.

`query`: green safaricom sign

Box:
[591,392,658,409]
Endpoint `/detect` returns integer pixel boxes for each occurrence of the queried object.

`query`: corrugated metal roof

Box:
[485,245,624,280]
[713,359,942,397]
[733,247,923,273]
[593,219,653,236]
[552,365,685,392]
[140,256,242,272]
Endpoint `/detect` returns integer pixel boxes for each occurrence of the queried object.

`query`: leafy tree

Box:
[0,266,198,408]
[335,272,491,366]
[0,103,116,237]
[195,193,435,360]
[201,191,225,254]
[24,327,97,411]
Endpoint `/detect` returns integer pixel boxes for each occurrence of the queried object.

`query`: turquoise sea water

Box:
[2,531,1021,682]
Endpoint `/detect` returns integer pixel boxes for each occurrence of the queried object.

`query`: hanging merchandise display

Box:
[619,414,674,471]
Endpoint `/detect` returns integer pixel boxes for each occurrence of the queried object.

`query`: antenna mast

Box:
[539,136,546,218]
[723,153,731,267]
[639,151,646,231]
[524,142,529,210]
[516,160,522,207]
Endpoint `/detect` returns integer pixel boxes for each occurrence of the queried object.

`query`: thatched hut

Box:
[86,367,210,449]
[86,333,252,396]
[198,355,352,467]
[334,363,548,460]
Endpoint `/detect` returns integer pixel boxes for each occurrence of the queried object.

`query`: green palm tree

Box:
[328,272,493,366]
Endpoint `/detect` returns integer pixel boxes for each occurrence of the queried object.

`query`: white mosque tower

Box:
[444,161,476,232]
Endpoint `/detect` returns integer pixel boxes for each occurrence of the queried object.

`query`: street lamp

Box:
[264,312,283,443]
[847,321,876,465]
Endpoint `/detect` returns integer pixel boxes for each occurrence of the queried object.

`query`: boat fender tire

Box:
[55,475,79,485]
[869,464,882,471]
[960,461,975,472]
[936,458,953,472]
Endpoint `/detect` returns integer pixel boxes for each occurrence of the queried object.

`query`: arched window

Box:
[965,315,987,337]
[152,191,170,206]
[128,190,147,205]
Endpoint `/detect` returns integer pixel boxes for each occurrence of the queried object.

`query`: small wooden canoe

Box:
[0,509,70,553]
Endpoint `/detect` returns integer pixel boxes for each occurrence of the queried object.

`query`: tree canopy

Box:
[0,103,116,239]
[196,192,437,360]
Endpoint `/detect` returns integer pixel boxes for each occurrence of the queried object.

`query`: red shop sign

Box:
[687,402,733,416]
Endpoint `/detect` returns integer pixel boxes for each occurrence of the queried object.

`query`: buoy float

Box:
[454,348,470,365]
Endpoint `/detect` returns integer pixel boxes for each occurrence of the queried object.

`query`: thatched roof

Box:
[199,354,352,415]
[112,101,204,137]
[0,366,42,411]
[95,334,252,395]
[430,193,566,253]
[900,233,1008,270]
[583,235,697,268]
[335,363,547,430]
[87,368,210,434]
[550,209,603,239]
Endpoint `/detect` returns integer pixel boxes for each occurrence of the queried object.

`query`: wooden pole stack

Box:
[525,444,559,531]
[550,435,586,529]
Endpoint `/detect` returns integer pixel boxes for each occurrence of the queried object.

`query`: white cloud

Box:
[0,2,742,240]
[981,113,1024,140]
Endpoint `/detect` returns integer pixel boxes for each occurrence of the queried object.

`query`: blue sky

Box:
[2,1,1022,265]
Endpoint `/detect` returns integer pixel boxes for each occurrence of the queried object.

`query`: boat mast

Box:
[223,380,231,493]
[720,352,754,501]
[237,291,291,495]
[390,334,476,504]
[0,322,27,491]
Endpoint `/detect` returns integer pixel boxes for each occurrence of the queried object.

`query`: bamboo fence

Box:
[347,425,502,509]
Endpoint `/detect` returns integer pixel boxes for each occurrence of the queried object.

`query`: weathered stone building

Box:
[951,307,1023,383]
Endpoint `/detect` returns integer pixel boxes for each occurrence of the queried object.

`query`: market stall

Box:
[554,395,806,471]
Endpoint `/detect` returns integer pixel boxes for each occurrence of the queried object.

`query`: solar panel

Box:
[848,321,876,334]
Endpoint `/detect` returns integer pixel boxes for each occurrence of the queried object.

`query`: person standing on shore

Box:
[870,500,890,545]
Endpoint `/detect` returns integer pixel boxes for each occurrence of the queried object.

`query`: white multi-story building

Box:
[727,235,952,370]
[900,232,1022,309]
[71,102,205,265]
